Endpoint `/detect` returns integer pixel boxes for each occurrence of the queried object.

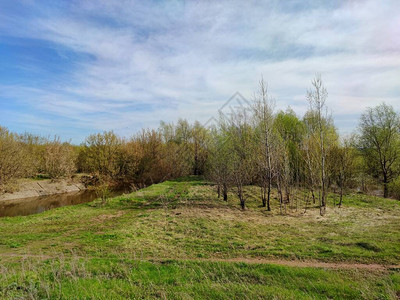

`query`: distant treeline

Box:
[1,75,399,214]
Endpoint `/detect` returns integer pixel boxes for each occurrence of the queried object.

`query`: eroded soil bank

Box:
[0,177,131,217]
[0,178,86,202]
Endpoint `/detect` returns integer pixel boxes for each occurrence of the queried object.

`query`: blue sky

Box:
[0,0,399,143]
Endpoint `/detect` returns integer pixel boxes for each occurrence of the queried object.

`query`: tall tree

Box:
[223,109,255,210]
[274,108,305,205]
[252,78,275,210]
[305,75,330,216]
[358,103,400,198]
[191,121,209,176]
[328,136,356,207]
[206,128,233,201]
[273,134,291,214]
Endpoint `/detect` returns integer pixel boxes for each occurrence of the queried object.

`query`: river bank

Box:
[0,178,86,202]
[0,176,132,217]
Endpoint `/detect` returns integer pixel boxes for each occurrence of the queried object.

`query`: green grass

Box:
[0,257,398,299]
[1,176,399,298]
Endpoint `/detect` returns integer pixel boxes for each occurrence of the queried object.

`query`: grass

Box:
[0,176,399,298]
[1,258,398,299]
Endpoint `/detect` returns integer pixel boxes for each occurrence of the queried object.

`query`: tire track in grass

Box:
[0,253,399,271]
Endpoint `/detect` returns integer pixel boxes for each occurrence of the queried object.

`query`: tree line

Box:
[1,75,399,214]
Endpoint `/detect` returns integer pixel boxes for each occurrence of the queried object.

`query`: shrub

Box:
[43,137,77,179]
[79,131,122,179]
[389,177,400,200]
[0,127,30,191]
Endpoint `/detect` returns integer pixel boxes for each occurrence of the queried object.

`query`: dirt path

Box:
[1,253,399,271]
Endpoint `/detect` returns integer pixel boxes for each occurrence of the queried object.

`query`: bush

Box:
[96,183,112,204]
[389,177,400,200]
[43,137,77,179]
[0,127,30,191]
[79,131,122,179]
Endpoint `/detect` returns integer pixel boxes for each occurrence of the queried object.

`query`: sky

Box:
[0,0,399,143]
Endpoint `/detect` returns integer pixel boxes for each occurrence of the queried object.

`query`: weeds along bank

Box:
[1,76,400,211]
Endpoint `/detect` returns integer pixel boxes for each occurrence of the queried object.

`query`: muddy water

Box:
[0,188,130,218]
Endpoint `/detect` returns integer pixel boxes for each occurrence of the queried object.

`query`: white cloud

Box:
[1,0,399,142]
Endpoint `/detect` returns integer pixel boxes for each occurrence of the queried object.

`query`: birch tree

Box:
[252,78,275,210]
[207,128,233,201]
[306,75,329,216]
[223,109,255,210]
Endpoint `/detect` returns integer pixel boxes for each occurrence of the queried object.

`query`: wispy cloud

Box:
[0,0,399,142]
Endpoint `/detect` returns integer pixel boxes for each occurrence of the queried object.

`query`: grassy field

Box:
[1,176,399,299]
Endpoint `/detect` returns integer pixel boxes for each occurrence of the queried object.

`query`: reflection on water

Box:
[0,188,129,218]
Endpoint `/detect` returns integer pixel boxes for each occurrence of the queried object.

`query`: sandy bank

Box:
[0,179,86,202]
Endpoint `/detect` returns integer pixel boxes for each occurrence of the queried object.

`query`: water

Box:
[0,188,130,218]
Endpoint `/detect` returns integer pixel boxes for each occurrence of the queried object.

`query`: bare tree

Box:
[306,75,329,216]
[223,109,255,210]
[273,136,291,214]
[252,78,275,210]
[191,121,209,176]
[206,128,233,201]
[329,136,356,207]
[0,127,28,191]
[44,137,76,179]
[302,115,320,205]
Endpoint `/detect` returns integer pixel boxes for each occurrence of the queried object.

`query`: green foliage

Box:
[275,108,305,143]
[359,103,400,197]
[79,131,122,180]
[389,177,400,200]
[96,183,112,204]
[274,108,305,188]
